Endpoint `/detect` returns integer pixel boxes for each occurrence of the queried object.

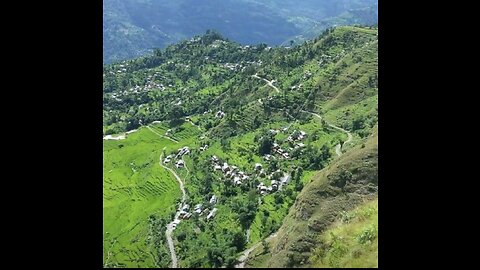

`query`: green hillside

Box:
[244,127,378,268]
[309,198,378,268]
[103,25,378,268]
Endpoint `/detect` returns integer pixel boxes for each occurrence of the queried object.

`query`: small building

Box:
[194,204,203,214]
[214,165,222,171]
[211,155,219,162]
[209,195,217,204]
[215,111,226,118]
[207,208,218,220]
[254,163,263,171]
[222,163,230,172]
[175,160,185,168]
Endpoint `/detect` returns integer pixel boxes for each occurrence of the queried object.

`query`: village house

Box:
[233,176,241,185]
[215,111,226,118]
[207,208,218,220]
[271,180,279,190]
[175,160,185,168]
[194,204,203,214]
[176,147,190,158]
[254,163,263,171]
[209,195,217,204]
[263,154,273,161]
[269,129,278,135]
[222,162,230,173]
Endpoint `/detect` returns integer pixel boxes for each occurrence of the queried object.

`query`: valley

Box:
[103,25,378,268]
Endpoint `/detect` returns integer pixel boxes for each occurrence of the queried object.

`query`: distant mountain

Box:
[103,0,377,63]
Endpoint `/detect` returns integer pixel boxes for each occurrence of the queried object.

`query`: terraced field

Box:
[103,128,182,268]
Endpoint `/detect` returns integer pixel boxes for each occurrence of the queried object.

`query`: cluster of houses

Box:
[287,130,307,142]
[257,170,291,196]
[215,111,226,119]
[223,63,241,71]
[291,83,303,90]
[164,146,191,168]
[107,63,129,75]
[272,142,291,159]
[209,40,228,49]
[211,156,250,185]
[177,194,219,221]
[303,71,312,80]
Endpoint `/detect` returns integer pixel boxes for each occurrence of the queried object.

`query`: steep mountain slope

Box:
[245,127,378,267]
[308,198,378,268]
[103,0,378,63]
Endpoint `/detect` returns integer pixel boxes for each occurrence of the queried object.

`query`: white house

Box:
[209,195,217,204]
[175,160,185,168]
[207,208,218,220]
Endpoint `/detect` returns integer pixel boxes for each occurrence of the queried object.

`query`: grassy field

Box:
[103,127,182,268]
[309,198,378,268]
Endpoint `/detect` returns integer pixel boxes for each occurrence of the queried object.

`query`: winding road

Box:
[252,74,280,93]
[235,232,278,268]
[186,118,201,131]
[301,110,353,156]
[147,126,179,143]
[159,148,187,268]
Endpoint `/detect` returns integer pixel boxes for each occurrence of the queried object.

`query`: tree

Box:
[233,231,246,251]
[258,134,274,155]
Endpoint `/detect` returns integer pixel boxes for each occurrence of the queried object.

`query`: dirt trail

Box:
[147,126,179,143]
[301,110,353,156]
[252,74,280,93]
[159,149,186,268]
[234,232,278,268]
[186,119,201,131]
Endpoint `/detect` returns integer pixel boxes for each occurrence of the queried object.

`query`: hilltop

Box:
[103,0,378,63]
